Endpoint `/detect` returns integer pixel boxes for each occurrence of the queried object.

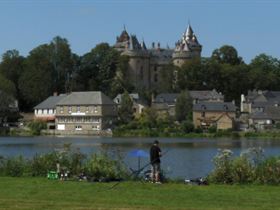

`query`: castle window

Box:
[201,112,205,117]
[154,66,157,72]
[154,74,158,82]
[140,66,144,80]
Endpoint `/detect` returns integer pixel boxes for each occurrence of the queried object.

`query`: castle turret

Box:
[172,24,202,67]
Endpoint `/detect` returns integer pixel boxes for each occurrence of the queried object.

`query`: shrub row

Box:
[208,148,280,184]
[0,145,127,180]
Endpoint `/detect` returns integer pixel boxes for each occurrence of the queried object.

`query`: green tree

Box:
[248,54,280,90]
[18,44,53,110]
[175,90,192,122]
[0,50,25,99]
[211,45,243,65]
[177,59,204,91]
[138,107,158,129]
[118,92,134,124]
[158,63,175,93]
[76,43,120,97]
[50,36,75,93]
[110,55,133,97]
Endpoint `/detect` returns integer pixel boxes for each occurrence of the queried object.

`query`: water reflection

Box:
[0,136,280,179]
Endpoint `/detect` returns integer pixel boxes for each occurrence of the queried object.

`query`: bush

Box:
[208,149,234,184]
[5,156,28,177]
[180,121,194,133]
[28,121,47,135]
[208,125,217,133]
[231,156,254,183]
[85,152,127,180]
[255,157,280,184]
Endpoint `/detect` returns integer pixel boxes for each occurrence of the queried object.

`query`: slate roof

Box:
[114,93,140,104]
[153,93,178,104]
[193,102,236,112]
[250,106,280,120]
[247,90,280,103]
[34,95,66,109]
[190,90,224,101]
[153,90,224,104]
[57,91,115,106]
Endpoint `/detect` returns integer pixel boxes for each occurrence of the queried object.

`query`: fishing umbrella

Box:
[128,149,149,172]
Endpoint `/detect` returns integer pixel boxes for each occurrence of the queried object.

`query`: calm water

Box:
[0,136,280,179]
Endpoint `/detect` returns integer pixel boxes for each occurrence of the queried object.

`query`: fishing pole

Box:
[109,149,170,190]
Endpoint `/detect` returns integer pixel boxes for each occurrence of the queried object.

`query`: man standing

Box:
[150,140,162,183]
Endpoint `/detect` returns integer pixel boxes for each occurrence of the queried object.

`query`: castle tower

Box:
[172,24,202,67]
[114,28,150,90]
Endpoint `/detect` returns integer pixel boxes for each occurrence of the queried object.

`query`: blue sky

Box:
[0,0,279,63]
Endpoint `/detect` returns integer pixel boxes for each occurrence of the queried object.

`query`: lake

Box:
[0,136,280,179]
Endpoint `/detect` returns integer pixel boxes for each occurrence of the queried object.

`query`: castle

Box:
[114,24,202,91]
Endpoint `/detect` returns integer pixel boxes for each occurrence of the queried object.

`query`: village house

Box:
[34,94,66,129]
[113,93,147,116]
[55,91,117,135]
[193,102,236,130]
[241,90,280,129]
[152,90,224,116]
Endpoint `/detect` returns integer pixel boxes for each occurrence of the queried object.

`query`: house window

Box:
[94,106,98,113]
[75,125,82,131]
[86,106,89,113]
[201,112,205,117]
[77,106,80,112]
[92,125,100,130]
[68,106,72,113]
[60,106,63,114]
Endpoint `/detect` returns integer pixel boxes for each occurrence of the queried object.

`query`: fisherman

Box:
[150,140,162,184]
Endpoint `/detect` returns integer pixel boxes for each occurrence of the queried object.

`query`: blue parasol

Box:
[128,149,149,171]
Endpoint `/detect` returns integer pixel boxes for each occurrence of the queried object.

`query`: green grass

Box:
[0,177,280,209]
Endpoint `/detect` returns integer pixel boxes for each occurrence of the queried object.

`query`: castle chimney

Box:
[152,42,155,49]
[157,42,160,49]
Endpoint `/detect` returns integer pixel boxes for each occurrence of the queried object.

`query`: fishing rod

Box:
[109,149,170,190]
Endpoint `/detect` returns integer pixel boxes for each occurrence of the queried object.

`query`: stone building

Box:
[114,24,202,91]
[152,90,224,116]
[34,94,66,129]
[241,90,280,129]
[193,102,236,130]
[55,91,117,135]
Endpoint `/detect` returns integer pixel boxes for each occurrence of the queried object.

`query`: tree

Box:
[177,59,204,91]
[110,55,133,97]
[211,45,243,65]
[0,50,25,99]
[18,44,53,110]
[175,90,192,122]
[49,36,75,93]
[118,92,134,124]
[77,43,120,97]
[248,54,280,90]
[158,63,175,93]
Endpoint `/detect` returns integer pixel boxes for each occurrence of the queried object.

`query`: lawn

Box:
[0,177,279,210]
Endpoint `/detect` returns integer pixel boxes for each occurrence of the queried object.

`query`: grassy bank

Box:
[0,177,280,210]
